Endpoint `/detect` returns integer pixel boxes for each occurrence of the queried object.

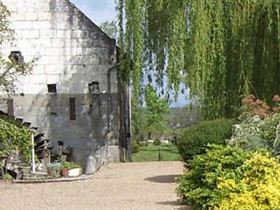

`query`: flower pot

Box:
[61,168,82,177]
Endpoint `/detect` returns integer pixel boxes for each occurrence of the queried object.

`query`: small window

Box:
[47,84,57,93]
[88,81,100,95]
[69,97,76,120]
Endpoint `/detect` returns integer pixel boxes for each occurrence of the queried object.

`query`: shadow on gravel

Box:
[177,206,194,210]
[157,201,193,210]
[145,174,181,183]
[157,200,181,206]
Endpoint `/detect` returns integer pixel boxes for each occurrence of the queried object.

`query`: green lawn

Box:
[132,144,182,162]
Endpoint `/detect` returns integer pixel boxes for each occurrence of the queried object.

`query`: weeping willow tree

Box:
[117,0,280,120]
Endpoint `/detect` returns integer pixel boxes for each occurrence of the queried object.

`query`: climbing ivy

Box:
[116,0,280,120]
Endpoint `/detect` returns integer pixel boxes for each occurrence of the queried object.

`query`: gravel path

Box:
[0,161,191,210]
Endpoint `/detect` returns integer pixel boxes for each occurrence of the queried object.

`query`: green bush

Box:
[177,145,248,210]
[3,173,13,182]
[61,161,80,170]
[153,139,161,145]
[177,119,234,163]
[228,112,280,154]
[177,146,280,210]
[0,118,32,162]
[260,113,280,144]
[215,152,280,210]
[131,140,140,153]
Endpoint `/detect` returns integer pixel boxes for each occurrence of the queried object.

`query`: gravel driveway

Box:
[0,161,191,210]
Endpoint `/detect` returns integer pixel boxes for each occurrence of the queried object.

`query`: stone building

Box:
[0,0,131,173]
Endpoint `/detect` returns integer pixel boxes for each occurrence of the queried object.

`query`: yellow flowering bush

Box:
[177,145,248,209]
[215,152,280,210]
[177,147,280,210]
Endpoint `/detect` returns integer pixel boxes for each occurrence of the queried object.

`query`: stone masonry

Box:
[0,0,130,173]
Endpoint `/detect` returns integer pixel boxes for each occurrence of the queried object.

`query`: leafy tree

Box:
[99,20,118,39]
[116,0,280,120]
[144,85,169,139]
[131,101,146,139]
[0,1,35,95]
[0,2,35,163]
[0,1,13,45]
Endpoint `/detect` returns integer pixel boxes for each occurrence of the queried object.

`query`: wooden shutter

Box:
[69,97,76,120]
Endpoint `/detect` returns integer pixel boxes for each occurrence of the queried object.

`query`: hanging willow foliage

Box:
[117,0,280,120]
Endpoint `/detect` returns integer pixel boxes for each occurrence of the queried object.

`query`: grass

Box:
[132,144,182,162]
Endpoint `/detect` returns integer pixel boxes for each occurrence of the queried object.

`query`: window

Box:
[47,84,57,93]
[69,97,76,120]
[88,81,100,95]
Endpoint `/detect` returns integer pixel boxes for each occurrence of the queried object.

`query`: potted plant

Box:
[47,163,62,178]
[61,161,82,177]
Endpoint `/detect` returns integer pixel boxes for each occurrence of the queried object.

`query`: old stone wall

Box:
[0,0,121,172]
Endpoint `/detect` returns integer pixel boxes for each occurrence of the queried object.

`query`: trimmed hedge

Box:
[177,119,234,163]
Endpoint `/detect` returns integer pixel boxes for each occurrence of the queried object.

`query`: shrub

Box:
[228,112,280,154]
[153,139,161,145]
[260,112,280,152]
[177,119,234,163]
[231,95,280,153]
[3,173,13,182]
[131,140,140,153]
[176,145,248,210]
[61,161,80,170]
[241,94,271,119]
[177,146,280,210]
[240,94,280,119]
[0,118,32,162]
[228,115,268,150]
[215,152,280,210]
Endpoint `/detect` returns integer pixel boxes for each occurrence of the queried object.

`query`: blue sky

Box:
[70,0,116,25]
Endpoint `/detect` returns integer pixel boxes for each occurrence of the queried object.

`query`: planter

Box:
[47,164,61,178]
[61,168,82,177]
